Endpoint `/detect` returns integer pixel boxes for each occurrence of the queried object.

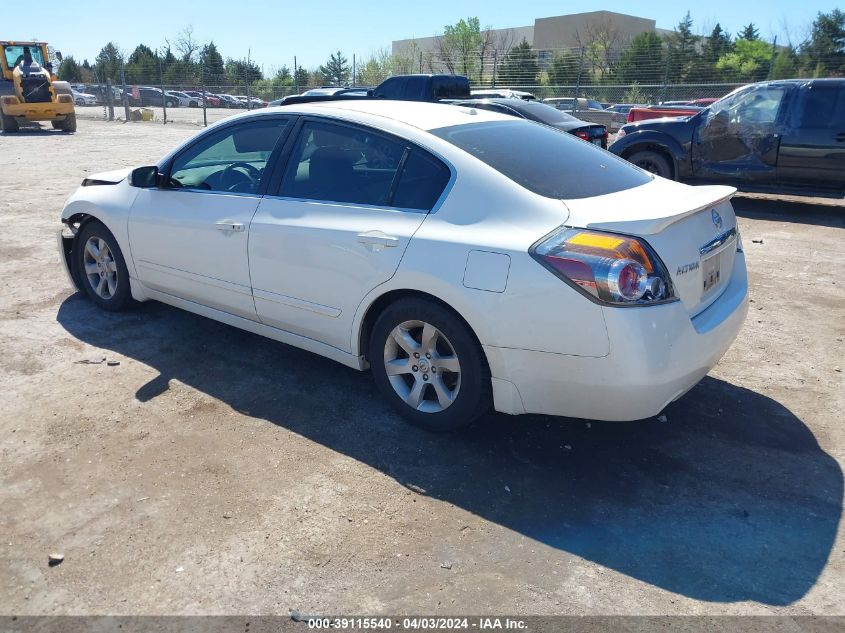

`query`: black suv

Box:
[129,87,178,108]
[372,74,470,101]
[609,79,845,191]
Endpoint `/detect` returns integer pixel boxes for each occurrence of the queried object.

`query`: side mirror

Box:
[55,51,63,62]
[129,165,164,188]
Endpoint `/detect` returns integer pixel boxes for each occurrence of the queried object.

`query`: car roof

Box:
[260,99,510,131]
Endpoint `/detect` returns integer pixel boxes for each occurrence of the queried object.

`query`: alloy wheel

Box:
[383,320,461,413]
[82,236,119,300]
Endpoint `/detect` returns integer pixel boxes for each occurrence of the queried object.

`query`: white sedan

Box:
[57,101,748,431]
[71,89,97,106]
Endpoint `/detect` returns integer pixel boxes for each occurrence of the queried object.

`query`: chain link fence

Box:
[69,43,841,127]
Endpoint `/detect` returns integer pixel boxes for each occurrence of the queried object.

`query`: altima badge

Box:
[711,208,723,230]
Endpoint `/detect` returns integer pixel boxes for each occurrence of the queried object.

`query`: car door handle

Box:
[216,221,245,232]
[357,231,399,249]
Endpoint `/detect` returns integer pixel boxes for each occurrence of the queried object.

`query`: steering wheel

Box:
[221,162,262,192]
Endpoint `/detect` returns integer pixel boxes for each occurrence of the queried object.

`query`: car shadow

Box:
[733,198,845,229]
[56,294,842,606]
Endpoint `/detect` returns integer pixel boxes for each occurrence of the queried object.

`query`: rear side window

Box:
[798,86,845,129]
[392,150,451,210]
[433,76,470,100]
[280,121,405,206]
[431,120,651,199]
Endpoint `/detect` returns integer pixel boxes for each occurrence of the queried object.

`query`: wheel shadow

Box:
[56,295,843,606]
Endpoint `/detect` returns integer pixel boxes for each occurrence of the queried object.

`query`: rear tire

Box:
[0,110,19,133]
[57,113,77,133]
[74,220,133,312]
[627,150,672,179]
[369,298,491,432]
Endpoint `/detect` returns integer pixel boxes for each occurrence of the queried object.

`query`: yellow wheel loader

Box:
[0,40,76,133]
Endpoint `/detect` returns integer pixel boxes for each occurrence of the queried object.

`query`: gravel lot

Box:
[1,119,843,617]
[75,103,255,127]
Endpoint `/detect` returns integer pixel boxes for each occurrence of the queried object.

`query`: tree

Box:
[664,11,699,82]
[739,23,760,42]
[546,50,582,85]
[57,56,83,82]
[199,41,226,87]
[125,44,158,84]
[800,10,845,76]
[770,47,799,79]
[687,23,733,82]
[717,38,773,81]
[574,16,627,81]
[94,42,123,82]
[293,66,309,89]
[436,17,482,79]
[318,51,350,86]
[357,51,391,86]
[615,32,665,83]
[174,25,200,63]
[225,58,263,91]
[496,39,538,86]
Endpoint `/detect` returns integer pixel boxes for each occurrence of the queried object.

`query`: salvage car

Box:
[452,98,609,148]
[57,101,748,431]
[610,79,845,191]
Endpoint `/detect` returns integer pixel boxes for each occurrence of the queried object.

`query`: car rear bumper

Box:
[485,251,749,421]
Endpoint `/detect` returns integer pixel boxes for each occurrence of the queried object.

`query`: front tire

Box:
[369,298,491,432]
[57,113,77,132]
[627,150,672,179]
[0,110,19,133]
[74,220,133,311]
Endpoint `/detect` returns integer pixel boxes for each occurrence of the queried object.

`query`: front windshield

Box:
[3,44,46,69]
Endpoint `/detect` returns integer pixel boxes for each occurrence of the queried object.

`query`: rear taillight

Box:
[574,131,589,140]
[531,228,677,306]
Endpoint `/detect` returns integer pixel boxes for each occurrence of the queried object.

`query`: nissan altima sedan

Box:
[57,101,748,431]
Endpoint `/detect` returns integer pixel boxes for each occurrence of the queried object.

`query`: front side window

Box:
[280,121,406,206]
[431,120,651,200]
[169,119,290,194]
[708,86,786,125]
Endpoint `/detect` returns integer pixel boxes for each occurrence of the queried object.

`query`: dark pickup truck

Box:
[609,79,845,192]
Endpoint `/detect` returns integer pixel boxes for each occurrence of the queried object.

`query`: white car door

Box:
[128,116,294,320]
[249,118,452,351]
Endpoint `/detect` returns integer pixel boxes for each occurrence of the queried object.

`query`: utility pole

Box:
[294,56,299,93]
[352,54,356,87]
[492,49,498,88]
[246,49,252,110]
[119,62,130,121]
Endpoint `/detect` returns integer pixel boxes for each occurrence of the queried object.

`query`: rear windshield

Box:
[510,101,581,125]
[430,120,651,199]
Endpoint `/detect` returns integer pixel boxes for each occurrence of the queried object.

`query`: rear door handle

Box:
[216,220,245,232]
[357,231,399,250]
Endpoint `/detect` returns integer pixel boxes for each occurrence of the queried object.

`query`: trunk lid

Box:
[563,178,738,316]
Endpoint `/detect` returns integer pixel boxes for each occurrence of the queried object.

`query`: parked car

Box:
[130,87,178,108]
[470,89,536,101]
[606,103,648,128]
[453,98,609,148]
[202,93,222,108]
[610,78,845,191]
[627,105,704,123]
[544,97,605,111]
[373,74,470,101]
[71,89,97,106]
[58,101,747,431]
[216,94,241,108]
[543,97,618,130]
[272,87,370,106]
[164,91,190,107]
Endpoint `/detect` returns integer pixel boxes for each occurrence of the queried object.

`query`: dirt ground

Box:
[1,118,843,617]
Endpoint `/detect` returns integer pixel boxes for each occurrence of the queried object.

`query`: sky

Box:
[15,0,838,71]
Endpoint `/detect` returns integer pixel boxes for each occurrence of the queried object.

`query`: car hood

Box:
[83,167,132,185]
[622,115,697,135]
